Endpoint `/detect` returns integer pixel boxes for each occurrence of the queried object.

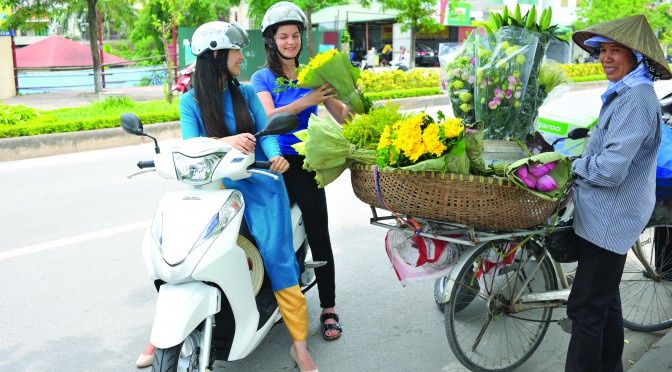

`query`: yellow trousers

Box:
[274,285,308,341]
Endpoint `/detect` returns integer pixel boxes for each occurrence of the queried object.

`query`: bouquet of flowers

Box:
[474,27,540,141]
[279,49,370,114]
[291,114,377,187]
[440,31,489,125]
[376,112,469,174]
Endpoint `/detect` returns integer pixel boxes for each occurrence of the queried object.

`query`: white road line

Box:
[0,220,150,261]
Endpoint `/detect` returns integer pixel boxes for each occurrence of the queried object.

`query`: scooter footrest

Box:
[305,260,327,268]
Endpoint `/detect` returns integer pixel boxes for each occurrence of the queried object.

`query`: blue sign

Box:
[0,30,14,37]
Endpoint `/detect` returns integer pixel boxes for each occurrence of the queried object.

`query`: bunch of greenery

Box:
[342,102,406,150]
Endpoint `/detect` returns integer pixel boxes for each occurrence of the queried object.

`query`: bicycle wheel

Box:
[445,239,557,372]
[620,226,672,331]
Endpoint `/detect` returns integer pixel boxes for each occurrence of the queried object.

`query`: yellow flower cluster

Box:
[297,49,339,85]
[377,114,464,166]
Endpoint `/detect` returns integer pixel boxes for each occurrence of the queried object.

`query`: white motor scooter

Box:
[121,112,323,372]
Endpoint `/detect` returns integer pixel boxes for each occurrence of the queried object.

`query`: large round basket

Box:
[350,163,558,230]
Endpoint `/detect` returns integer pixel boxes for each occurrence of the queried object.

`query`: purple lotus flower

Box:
[535,174,557,191]
[528,162,557,177]
[515,166,536,188]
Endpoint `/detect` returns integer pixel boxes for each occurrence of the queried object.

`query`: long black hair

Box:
[193,49,254,138]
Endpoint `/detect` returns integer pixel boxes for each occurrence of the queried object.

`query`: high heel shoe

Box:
[135,352,154,368]
[289,345,318,372]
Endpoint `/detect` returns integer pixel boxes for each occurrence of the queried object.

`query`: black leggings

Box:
[284,155,336,309]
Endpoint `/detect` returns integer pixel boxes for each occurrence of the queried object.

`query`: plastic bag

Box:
[384,229,464,286]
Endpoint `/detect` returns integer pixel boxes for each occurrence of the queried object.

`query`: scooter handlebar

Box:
[250,161,271,170]
[137,160,155,169]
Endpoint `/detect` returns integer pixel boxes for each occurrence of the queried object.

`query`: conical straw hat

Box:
[573,14,671,80]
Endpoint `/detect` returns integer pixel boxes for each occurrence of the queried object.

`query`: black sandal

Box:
[320,313,343,341]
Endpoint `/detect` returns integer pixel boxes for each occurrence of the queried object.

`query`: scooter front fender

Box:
[150,281,220,349]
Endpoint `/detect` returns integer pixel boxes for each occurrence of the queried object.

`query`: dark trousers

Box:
[566,236,627,372]
[284,155,336,309]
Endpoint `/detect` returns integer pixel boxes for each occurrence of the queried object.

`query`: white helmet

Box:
[260,1,308,36]
[191,21,250,56]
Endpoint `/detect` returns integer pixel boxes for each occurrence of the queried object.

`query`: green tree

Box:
[245,0,348,58]
[575,0,672,55]
[1,0,107,92]
[361,0,444,67]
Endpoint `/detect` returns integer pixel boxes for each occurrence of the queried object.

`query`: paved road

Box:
[1,101,668,371]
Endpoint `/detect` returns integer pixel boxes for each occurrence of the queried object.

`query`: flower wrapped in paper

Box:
[376,113,469,175]
[474,27,541,141]
[292,49,369,114]
[291,114,377,188]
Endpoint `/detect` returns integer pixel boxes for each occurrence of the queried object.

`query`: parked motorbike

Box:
[121,112,323,372]
[172,62,195,97]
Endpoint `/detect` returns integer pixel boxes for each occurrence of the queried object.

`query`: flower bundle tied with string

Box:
[280,49,370,114]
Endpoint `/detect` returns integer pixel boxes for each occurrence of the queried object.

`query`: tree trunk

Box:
[87,0,102,93]
[409,29,416,69]
[305,7,314,58]
[162,21,175,103]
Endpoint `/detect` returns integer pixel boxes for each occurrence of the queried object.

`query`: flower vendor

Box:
[250,1,350,359]
[566,14,671,371]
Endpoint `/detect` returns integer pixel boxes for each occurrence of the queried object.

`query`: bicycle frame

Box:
[369,206,660,312]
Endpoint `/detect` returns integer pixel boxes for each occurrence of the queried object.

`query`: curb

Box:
[0,95,450,162]
[629,329,672,371]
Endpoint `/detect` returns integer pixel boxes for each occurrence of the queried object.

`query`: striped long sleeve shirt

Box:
[572,83,661,254]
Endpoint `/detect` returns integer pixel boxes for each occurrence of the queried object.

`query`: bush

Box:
[0,96,179,138]
[360,69,439,93]
[0,103,40,125]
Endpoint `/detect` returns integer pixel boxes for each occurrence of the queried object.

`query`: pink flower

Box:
[514,90,522,99]
[467,76,475,84]
[515,166,537,188]
[494,88,504,98]
[505,89,513,99]
[508,76,516,85]
[535,174,557,191]
[528,162,557,177]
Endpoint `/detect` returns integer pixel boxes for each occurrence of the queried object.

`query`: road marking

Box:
[0,220,150,261]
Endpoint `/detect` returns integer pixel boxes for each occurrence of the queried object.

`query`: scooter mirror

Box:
[567,127,590,140]
[120,113,145,136]
[254,113,299,137]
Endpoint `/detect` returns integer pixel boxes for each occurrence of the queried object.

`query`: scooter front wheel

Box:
[153,344,181,372]
[153,340,199,372]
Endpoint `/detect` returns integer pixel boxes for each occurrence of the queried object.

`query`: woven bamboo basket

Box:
[350,163,558,230]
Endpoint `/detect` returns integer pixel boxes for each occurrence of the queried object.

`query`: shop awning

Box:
[311,3,399,25]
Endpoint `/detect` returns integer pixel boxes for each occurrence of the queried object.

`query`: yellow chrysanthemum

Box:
[377,125,392,150]
[391,113,425,161]
[422,123,447,157]
[441,117,464,139]
[297,49,338,84]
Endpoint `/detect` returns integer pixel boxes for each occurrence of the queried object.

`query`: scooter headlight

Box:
[192,191,245,249]
[173,152,226,186]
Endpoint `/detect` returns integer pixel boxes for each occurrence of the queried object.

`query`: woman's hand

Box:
[269,156,290,174]
[221,133,256,154]
[303,83,336,107]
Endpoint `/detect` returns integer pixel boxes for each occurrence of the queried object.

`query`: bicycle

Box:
[367,199,672,372]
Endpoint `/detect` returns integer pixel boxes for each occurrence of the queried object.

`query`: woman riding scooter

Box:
[136,21,318,372]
